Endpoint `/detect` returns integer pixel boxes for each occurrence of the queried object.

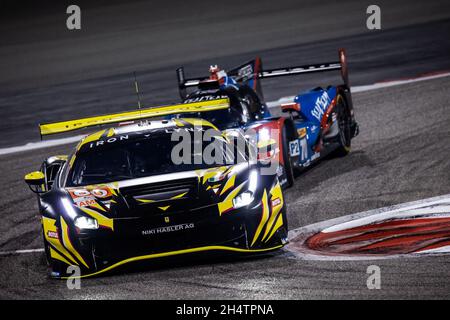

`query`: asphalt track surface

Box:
[1,0,450,299]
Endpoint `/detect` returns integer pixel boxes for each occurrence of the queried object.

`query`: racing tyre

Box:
[281,126,294,188]
[334,94,352,157]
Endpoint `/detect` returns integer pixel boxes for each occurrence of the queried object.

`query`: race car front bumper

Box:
[56,201,287,278]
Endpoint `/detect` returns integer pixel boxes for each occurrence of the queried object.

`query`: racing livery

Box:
[175,49,359,187]
[25,108,288,278]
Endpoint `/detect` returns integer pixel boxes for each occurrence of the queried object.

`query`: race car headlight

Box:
[232,170,258,209]
[232,191,254,209]
[74,216,99,230]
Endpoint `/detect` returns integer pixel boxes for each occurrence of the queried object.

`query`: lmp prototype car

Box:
[25,104,288,278]
[173,49,359,187]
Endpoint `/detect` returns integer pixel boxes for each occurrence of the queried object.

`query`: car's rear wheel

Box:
[334,94,352,156]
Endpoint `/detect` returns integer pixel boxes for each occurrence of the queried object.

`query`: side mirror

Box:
[24,171,46,193]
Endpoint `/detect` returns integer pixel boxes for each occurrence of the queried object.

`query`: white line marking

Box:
[351,71,450,93]
[322,202,450,233]
[0,135,84,156]
[419,245,450,254]
[1,71,450,156]
[266,71,450,107]
[0,248,44,256]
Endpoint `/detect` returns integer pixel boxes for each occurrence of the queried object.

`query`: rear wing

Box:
[176,59,264,99]
[176,48,350,100]
[39,98,229,138]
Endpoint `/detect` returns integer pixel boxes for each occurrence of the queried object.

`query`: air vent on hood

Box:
[120,177,198,206]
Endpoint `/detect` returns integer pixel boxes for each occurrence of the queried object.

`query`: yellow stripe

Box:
[42,217,78,266]
[49,247,73,266]
[89,202,107,212]
[158,205,170,211]
[60,217,89,269]
[270,182,283,198]
[39,98,229,136]
[77,129,106,150]
[264,214,284,243]
[106,128,115,137]
[220,175,236,196]
[69,155,76,168]
[251,190,270,246]
[181,118,218,129]
[173,118,185,127]
[207,183,221,190]
[262,183,284,241]
[60,244,283,279]
[171,192,187,199]
[262,206,282,242]
[217,182,245,216]
[109,187,118,196]
[79,207,114,231]
[137,199,155,203]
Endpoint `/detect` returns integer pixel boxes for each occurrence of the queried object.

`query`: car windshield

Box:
[66,132,245,187]
[180,107,243,130]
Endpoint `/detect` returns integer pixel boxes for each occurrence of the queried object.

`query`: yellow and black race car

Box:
[24,99,288,278]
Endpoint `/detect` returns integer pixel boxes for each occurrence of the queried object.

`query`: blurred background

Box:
[1,0,449,146]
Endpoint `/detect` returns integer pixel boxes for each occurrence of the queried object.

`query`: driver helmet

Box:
[209,65,227,84]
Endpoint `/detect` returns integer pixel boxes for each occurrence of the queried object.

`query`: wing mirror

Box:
[24,171,46,193]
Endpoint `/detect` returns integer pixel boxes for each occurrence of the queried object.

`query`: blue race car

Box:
[175,49,359,187]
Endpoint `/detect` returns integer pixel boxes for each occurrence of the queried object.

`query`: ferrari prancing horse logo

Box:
[164,216,170,223]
